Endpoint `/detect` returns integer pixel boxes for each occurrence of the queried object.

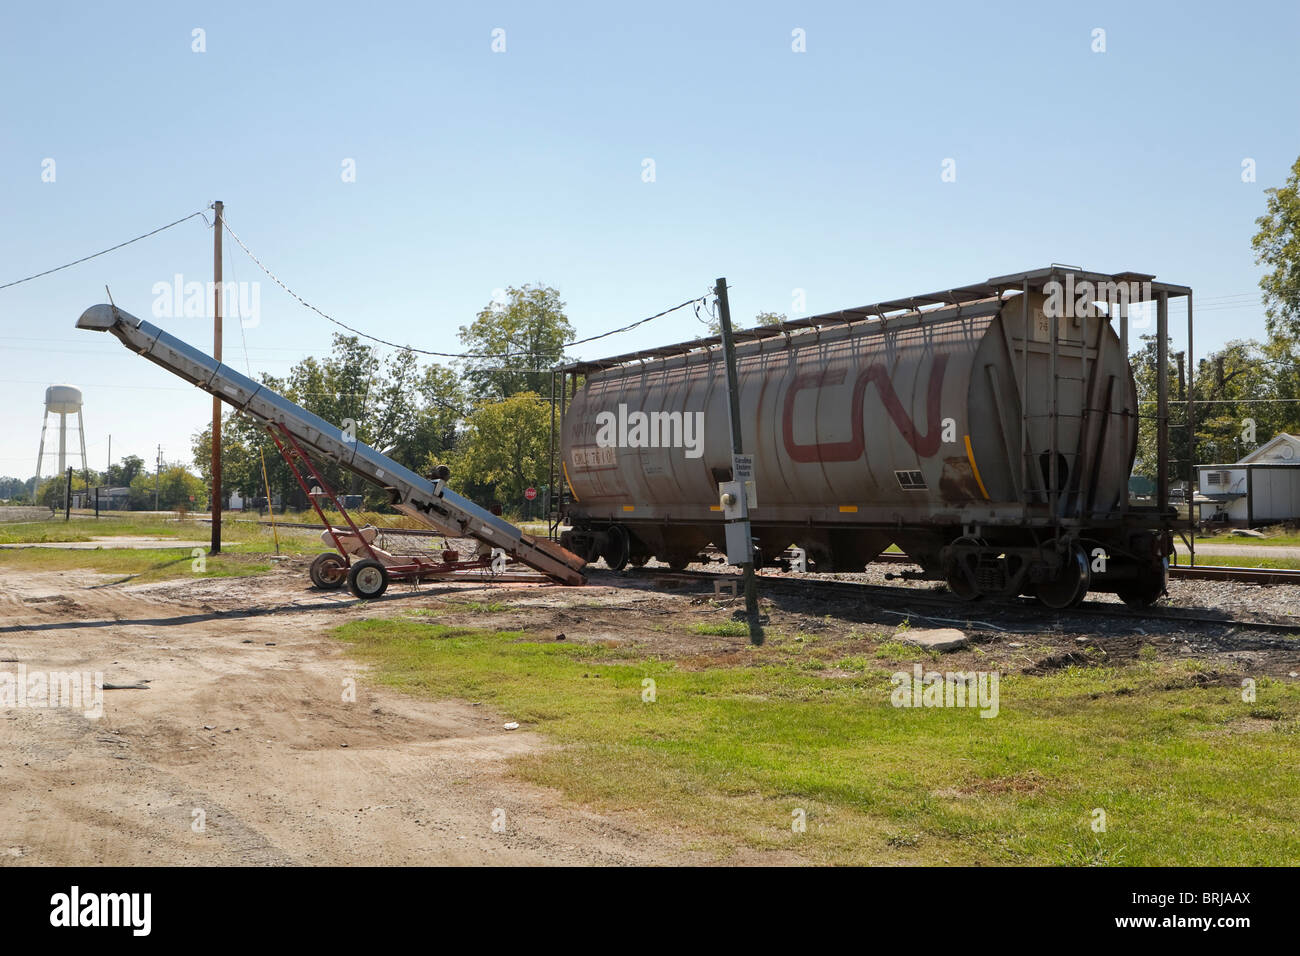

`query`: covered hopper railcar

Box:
[559,268,1190,608]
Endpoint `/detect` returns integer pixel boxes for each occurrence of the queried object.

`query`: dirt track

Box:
[0,567,679,866]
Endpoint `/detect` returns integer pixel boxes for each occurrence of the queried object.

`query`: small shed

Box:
[1196,433,1300,526]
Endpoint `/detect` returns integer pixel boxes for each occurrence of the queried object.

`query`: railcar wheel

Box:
[603,525,630,572]
[347,559,389,599]
[946,564,982,601]
[666,556,691,572]
[1035,545,1091,610]
[309,552,347,589]
[1116,565,1166,609]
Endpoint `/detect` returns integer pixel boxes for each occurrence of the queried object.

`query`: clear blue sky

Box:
[1,0,1297,480]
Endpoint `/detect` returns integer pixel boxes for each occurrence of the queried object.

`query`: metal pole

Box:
[1119,301,1129,517]
[64,466,72,521]
[259,446,280,555]
[211,199,224,553]
[558,372,569,524]
[36,409,48,483]
[78,408,89,498]
[1020,278,1029,504]
[715,277,763,645]
[1186,291,1195,565]
[1156,292,1169,515]
[155,444,161,511]
[1049,283,1059,523]
[548,369,557,539]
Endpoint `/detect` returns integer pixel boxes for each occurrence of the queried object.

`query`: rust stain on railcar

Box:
[939,455,986,502]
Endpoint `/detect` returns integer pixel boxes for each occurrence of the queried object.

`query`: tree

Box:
[384,363,464,473]
[0,476,30,501]
[446,392,550,507]
[1253,156,1300,340]
[106,455,144,487]
[458,284,573,399]
[128,463,204,511]
[192,417,261,504]
[191,336,467,512]
[1130,334,1291,481]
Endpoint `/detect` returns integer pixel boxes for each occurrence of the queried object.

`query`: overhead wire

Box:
[219,214,707,360]
[0,208,211,291]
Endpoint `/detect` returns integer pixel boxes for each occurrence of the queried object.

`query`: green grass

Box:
[334,619,1300,865]
[689,620,752,637]
[0,514,319,555]
[1178,553,1300,571]
[1195,532,1300,547]
[0,545,272,583]
[446,600,508,614]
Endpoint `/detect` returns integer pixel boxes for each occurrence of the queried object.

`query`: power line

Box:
[0,208,211,291]
[220,215,707,360]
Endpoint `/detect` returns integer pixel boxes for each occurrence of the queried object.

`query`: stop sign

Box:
[524,487,537,501]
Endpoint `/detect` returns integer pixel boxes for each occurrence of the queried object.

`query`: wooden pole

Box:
[211,200,224,553]
[715,277,763,645]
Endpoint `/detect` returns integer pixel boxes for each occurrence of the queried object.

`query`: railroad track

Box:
[214,518,1300,590]
[623,566,1300,639]
[864,550,1300,585]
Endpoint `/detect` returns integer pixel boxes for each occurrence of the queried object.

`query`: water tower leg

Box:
[36,410,49,482]
[57,411,68,481]
[77,409,88,489]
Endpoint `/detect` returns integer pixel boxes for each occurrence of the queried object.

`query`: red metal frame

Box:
[265,423,491,580]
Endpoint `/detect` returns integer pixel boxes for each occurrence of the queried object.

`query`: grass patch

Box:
[689,620,752,637]
[0,545,271,583]
[334,619,1300,865]
[0,515,306,552]
[1177,553,1300,571]
[446,600,508,614]
[1194,532,1300,548]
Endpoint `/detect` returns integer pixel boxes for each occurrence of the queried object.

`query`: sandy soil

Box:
[0,566,681,866]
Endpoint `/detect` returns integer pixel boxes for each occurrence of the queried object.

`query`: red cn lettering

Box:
[781,354,949,463]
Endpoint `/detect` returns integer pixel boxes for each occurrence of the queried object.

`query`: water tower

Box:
[35,385,88,482]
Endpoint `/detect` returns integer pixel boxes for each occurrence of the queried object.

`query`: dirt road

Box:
[0,567,678,866]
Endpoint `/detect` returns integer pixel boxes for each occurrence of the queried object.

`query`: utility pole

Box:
[211,200,224,553]
[714,277,763,645]
[106,434,111,475]
[155,444,161,511]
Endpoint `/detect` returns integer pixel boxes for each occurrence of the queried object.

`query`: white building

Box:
[1196,433,1300,526]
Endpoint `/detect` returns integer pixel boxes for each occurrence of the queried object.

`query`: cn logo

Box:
[782,354,950,462]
